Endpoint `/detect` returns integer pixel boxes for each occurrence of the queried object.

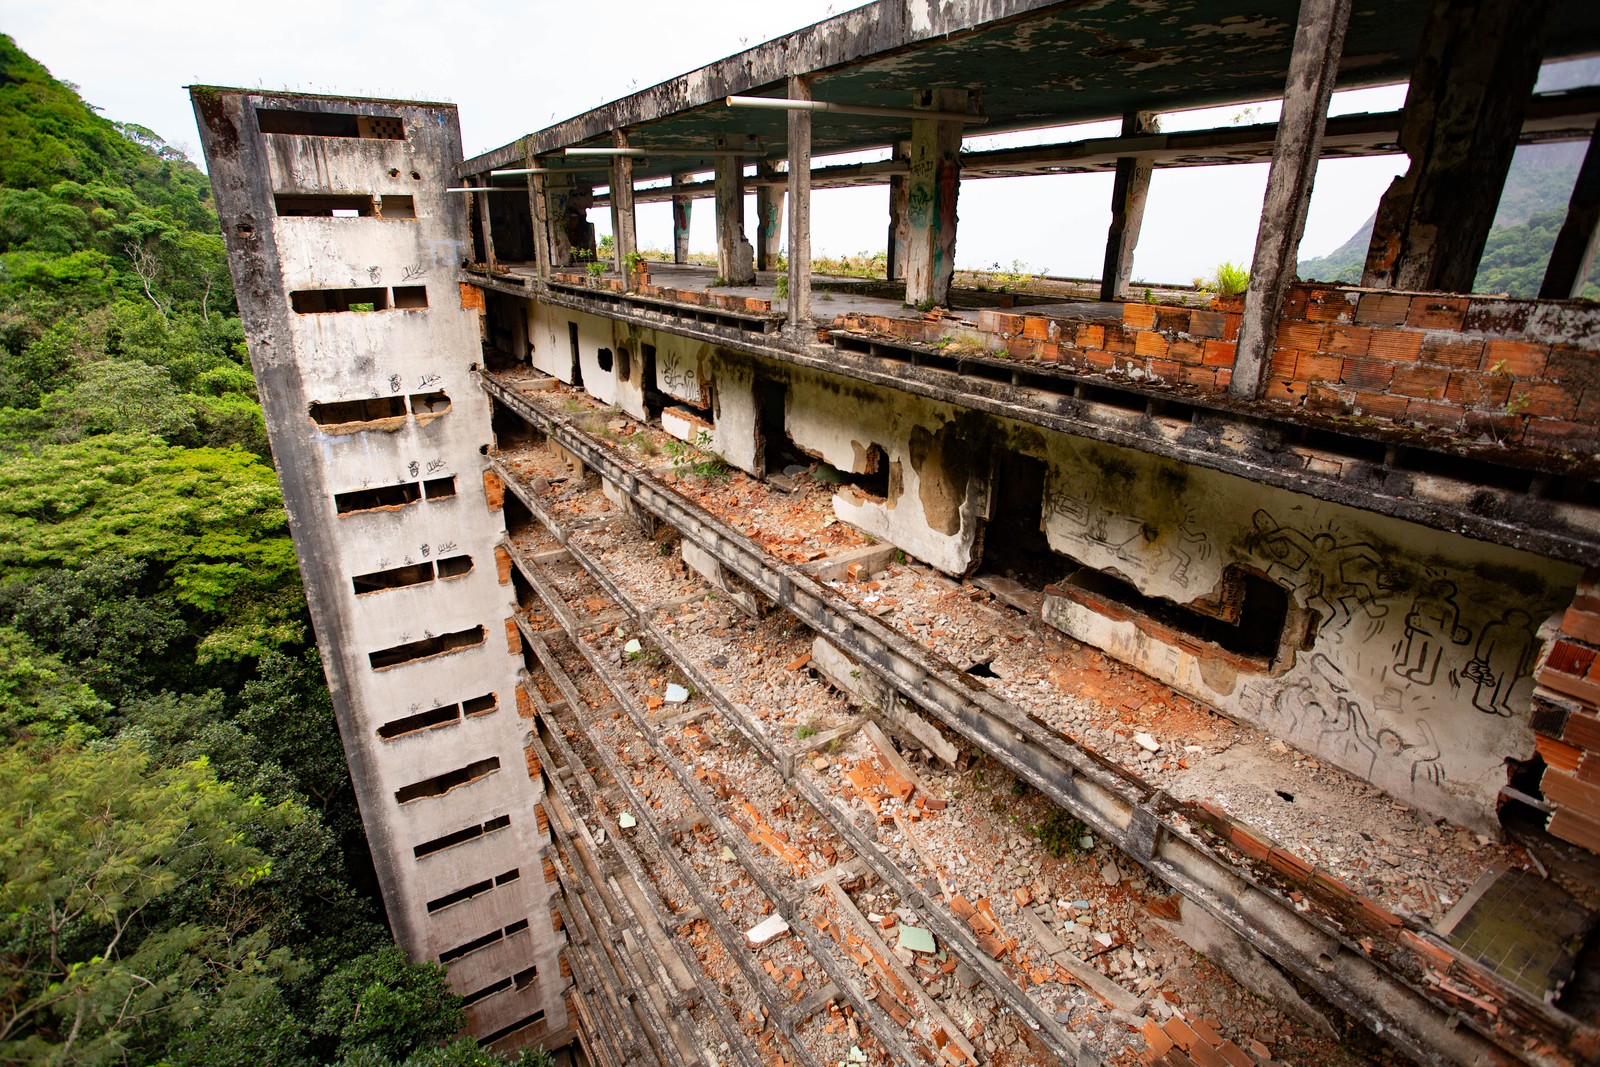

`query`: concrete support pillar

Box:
[671,170,693,265]
[610,130,638,285]
[1099,112,1159,302]
[1540,121,1600,299]
[1229,0,1351,400]
[472,175,498,273]
[545,176,573,267]
[886,141,911,282]
[786,74,813,330]
[756,161,784,272]
[524,148,551,281]
[903,90,967,308]
[714,137,754,284]
[1361,0,1557,293]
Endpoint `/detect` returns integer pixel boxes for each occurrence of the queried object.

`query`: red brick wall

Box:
[835,283,1600,456]
[1534,569,1600,854]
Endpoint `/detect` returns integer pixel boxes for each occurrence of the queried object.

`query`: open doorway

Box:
[977,449,1074,589]
[755,376,807,479]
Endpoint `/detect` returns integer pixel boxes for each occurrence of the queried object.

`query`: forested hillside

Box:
[1297,140,1600,298]
[0,35,545,1067]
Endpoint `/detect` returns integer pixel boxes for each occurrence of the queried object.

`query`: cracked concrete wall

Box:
[1034,431,1581,833]
[194,89,567,1047]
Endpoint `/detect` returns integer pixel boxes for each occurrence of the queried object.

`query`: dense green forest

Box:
[0,35,546,1067]
[1297,140,1600,298]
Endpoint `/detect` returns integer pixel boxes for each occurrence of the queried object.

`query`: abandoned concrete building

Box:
[191,0,1600,1064]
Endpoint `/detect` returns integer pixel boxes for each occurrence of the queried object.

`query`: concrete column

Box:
[545,175,573,267]
[756,160,784,272]
[1099,112,1159,301]
[472,175,498,273]
[886,141,911,282]
[524,150,551,281]
[903,89,968,308]
[610,130,637,285]
[1229,0,1351,400]
[671,170,693,264]
[1540,121,1600,299]
[714,137,754,284]
[1361,0,1557,293]
[786,74,813,330]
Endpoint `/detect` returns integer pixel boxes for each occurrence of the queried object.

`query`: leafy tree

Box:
[314,948,466,1063]
[0,741,295,1065]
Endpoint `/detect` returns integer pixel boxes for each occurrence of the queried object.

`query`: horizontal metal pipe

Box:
[726,94,983,124]
[564,146,764,158]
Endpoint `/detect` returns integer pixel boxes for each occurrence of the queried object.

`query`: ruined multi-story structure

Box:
[193,1,1600,1064]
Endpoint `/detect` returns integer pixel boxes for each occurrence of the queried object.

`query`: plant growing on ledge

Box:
[624,250,649,283]
[586,261,606,285]
[1209,261,1249,298]
[664,430,729,483]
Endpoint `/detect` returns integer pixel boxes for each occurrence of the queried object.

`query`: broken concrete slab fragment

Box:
[665,683,690,703]
[618,811,637,829]
[1135,732,1161,752]
[896,924,937,954]
[624,638,643,655]
[746,913,790,947]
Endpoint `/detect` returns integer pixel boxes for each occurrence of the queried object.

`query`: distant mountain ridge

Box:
[1297,140,1599,298]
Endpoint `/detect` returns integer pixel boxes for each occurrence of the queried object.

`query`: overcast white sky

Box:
[4,0,1421,282]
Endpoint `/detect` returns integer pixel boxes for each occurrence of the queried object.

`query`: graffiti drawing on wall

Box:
[660,349,698,401]
[1046,483,1212,590]
[1463,608,1536,717]
[1245,652,1445,788]
[1393,579,1471,686]
[1247,509,1389,635]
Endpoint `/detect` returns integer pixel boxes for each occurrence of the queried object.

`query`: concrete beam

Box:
[1540,120,1600,299]
[1362,0,1559,292]
[903,89,967,309]
[1099,112,1158,302]
[1231,0,1351,400]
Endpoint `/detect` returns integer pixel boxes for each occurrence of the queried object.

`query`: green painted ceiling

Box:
[493,0,1600,186]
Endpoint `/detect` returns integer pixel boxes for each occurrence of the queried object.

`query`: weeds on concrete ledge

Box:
[796,721,819,741]
[774,274,790,299]
[1209,261,1250,297]
[664,430,729,483]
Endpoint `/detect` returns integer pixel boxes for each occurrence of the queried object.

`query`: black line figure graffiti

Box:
[1254,659,1446,788]
[1463,608,1535,717]
[367,266,382,284]
[407,460,420,478]
[1394,579,1470,685]
[1248,510,1388,627]
[389,374,403,393]
[1167,507,1213,589]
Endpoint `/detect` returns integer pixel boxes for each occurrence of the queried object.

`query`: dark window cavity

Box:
[393,756,500,804]
[368,625,485,670]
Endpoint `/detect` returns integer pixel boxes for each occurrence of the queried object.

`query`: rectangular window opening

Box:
[414,813,511,859]
[392,285,429,309]
[368,624,485,670]
[478,1011,545,1047]
[393,756,500,804]
[378,194,416,219]
[352,560,435,595]
[461,693,498,716]
[410,390,451,415]
[378,702,461,740]
[1056,564,1291,664]
[513,965,538,991]
[439,928,504,964]
[435,554,473,579]
[978,450,1074,590]
[256,108,404,139]
[335,482,421,515]
[426,874,495,914]
[274,193,376,217]
[423,476,457,500]
[310,396,407,426]
[291,287,390,314]
[567,322,582,386]
[461,977,513,1007]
